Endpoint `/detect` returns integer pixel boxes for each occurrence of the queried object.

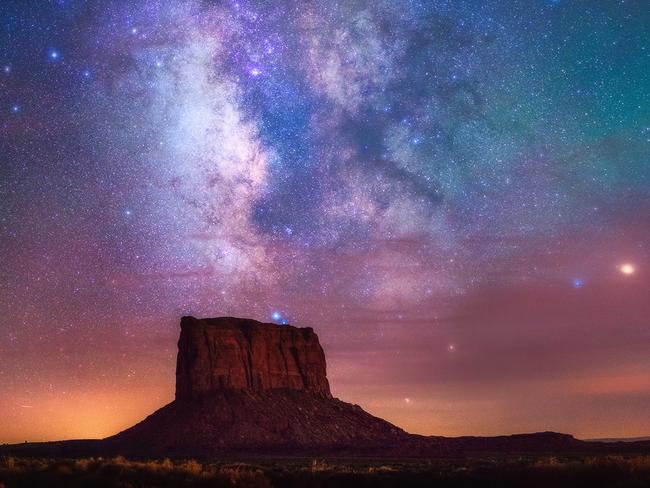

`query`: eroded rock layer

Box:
[175,316,331,399]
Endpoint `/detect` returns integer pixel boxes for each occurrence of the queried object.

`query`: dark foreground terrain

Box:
[2,454,650,487]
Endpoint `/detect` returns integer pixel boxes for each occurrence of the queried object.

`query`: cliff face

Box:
[175,316,331,400]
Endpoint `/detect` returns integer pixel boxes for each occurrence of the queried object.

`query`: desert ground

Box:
[3,453,650,487]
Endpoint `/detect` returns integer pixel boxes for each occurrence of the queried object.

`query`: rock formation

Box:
[175,316,331,399]
[107,316,411,456]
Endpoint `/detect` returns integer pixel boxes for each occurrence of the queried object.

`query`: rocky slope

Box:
[108,389,412,456]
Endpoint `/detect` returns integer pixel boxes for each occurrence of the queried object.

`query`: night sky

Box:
[1,0,649,444]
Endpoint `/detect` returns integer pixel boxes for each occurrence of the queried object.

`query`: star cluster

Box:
[0,0,648,443]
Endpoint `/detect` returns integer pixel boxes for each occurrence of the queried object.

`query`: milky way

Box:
[1,0,649,443]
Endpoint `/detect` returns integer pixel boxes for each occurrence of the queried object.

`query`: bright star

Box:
[619,263,635,275]
[271,312,288,324]
[447,344,456,352]
[49,49,60,61]
[572,278,584,288]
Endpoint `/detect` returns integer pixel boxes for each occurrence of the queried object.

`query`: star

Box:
[572,278,584,288]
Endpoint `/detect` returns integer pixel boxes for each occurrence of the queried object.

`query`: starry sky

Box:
[1,0,649,444]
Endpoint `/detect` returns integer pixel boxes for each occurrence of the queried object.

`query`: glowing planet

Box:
[619,263,635,275]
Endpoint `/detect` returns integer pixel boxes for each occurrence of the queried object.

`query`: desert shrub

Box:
[0,457,16,471]
[74,457,94,471]
[179,458,203,476]
[161,457,174,471]
[533,456,562,468]
[368,465,397,473]
[112,455,129,466]
[143,460,158,472]
[310,459,328,472]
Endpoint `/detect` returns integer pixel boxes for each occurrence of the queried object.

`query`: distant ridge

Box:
[588,436,650,443]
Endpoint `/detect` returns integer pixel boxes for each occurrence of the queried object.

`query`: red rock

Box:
[107,315,410,455]
[175,316,331,399]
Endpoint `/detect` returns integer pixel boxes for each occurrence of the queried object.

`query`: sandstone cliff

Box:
[175,316,331,399]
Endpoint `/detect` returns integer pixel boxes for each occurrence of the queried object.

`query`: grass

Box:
[0,456,270,487]
[1,454,650,487]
